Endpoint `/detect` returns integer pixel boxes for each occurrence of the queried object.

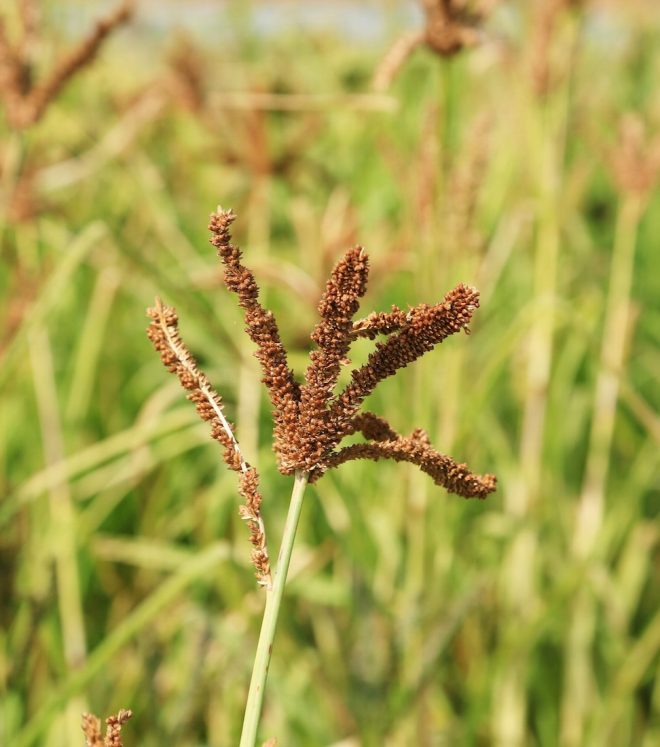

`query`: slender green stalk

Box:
[28,326,88,746]
[573,193,643,556]
[239,470,310,747]
[560,193,643,747]
[494,14,580,745]
[66,265,121,423]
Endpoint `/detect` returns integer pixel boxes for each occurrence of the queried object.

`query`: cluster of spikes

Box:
[147,208,496,586]
[81,709,132,747]
[373,0,487,91]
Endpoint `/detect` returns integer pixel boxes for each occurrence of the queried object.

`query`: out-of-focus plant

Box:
[147,207,495,745]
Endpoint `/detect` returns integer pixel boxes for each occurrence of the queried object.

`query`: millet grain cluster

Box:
[148,208,496,584]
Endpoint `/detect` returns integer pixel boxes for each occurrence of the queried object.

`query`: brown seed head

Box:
[147,208,495,589]
[81,713,103,747]
[293,246,370,471]
[610,114,660,200]
[372,0,487,91]
[208,211,493,495]
[147,296,272,586]
[329,283,480,432]
[422,0,483,57]
[0,1,133,129]
[317,436,496,499]
[81,709,132,747]
[209,207,301,474]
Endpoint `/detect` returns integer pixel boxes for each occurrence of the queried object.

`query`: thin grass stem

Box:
[495,14,581,745]
[560,193,643,746]
[28,326,88,745]
[239,470,310,747]
[573,193,643,556]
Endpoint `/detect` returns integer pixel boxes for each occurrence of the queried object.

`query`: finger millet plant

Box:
[147,207,496,744]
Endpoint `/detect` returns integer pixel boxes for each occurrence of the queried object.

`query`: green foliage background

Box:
[1,2,658,745]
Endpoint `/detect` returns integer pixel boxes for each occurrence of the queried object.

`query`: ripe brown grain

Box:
[148,208,496,581]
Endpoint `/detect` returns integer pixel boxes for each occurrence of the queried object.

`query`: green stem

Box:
[560,193,644,743]
[573,194,642,556]
[437,58,455,184]
[239,470,310,747]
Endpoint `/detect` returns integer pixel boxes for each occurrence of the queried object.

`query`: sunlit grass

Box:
[1,2,659,746]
